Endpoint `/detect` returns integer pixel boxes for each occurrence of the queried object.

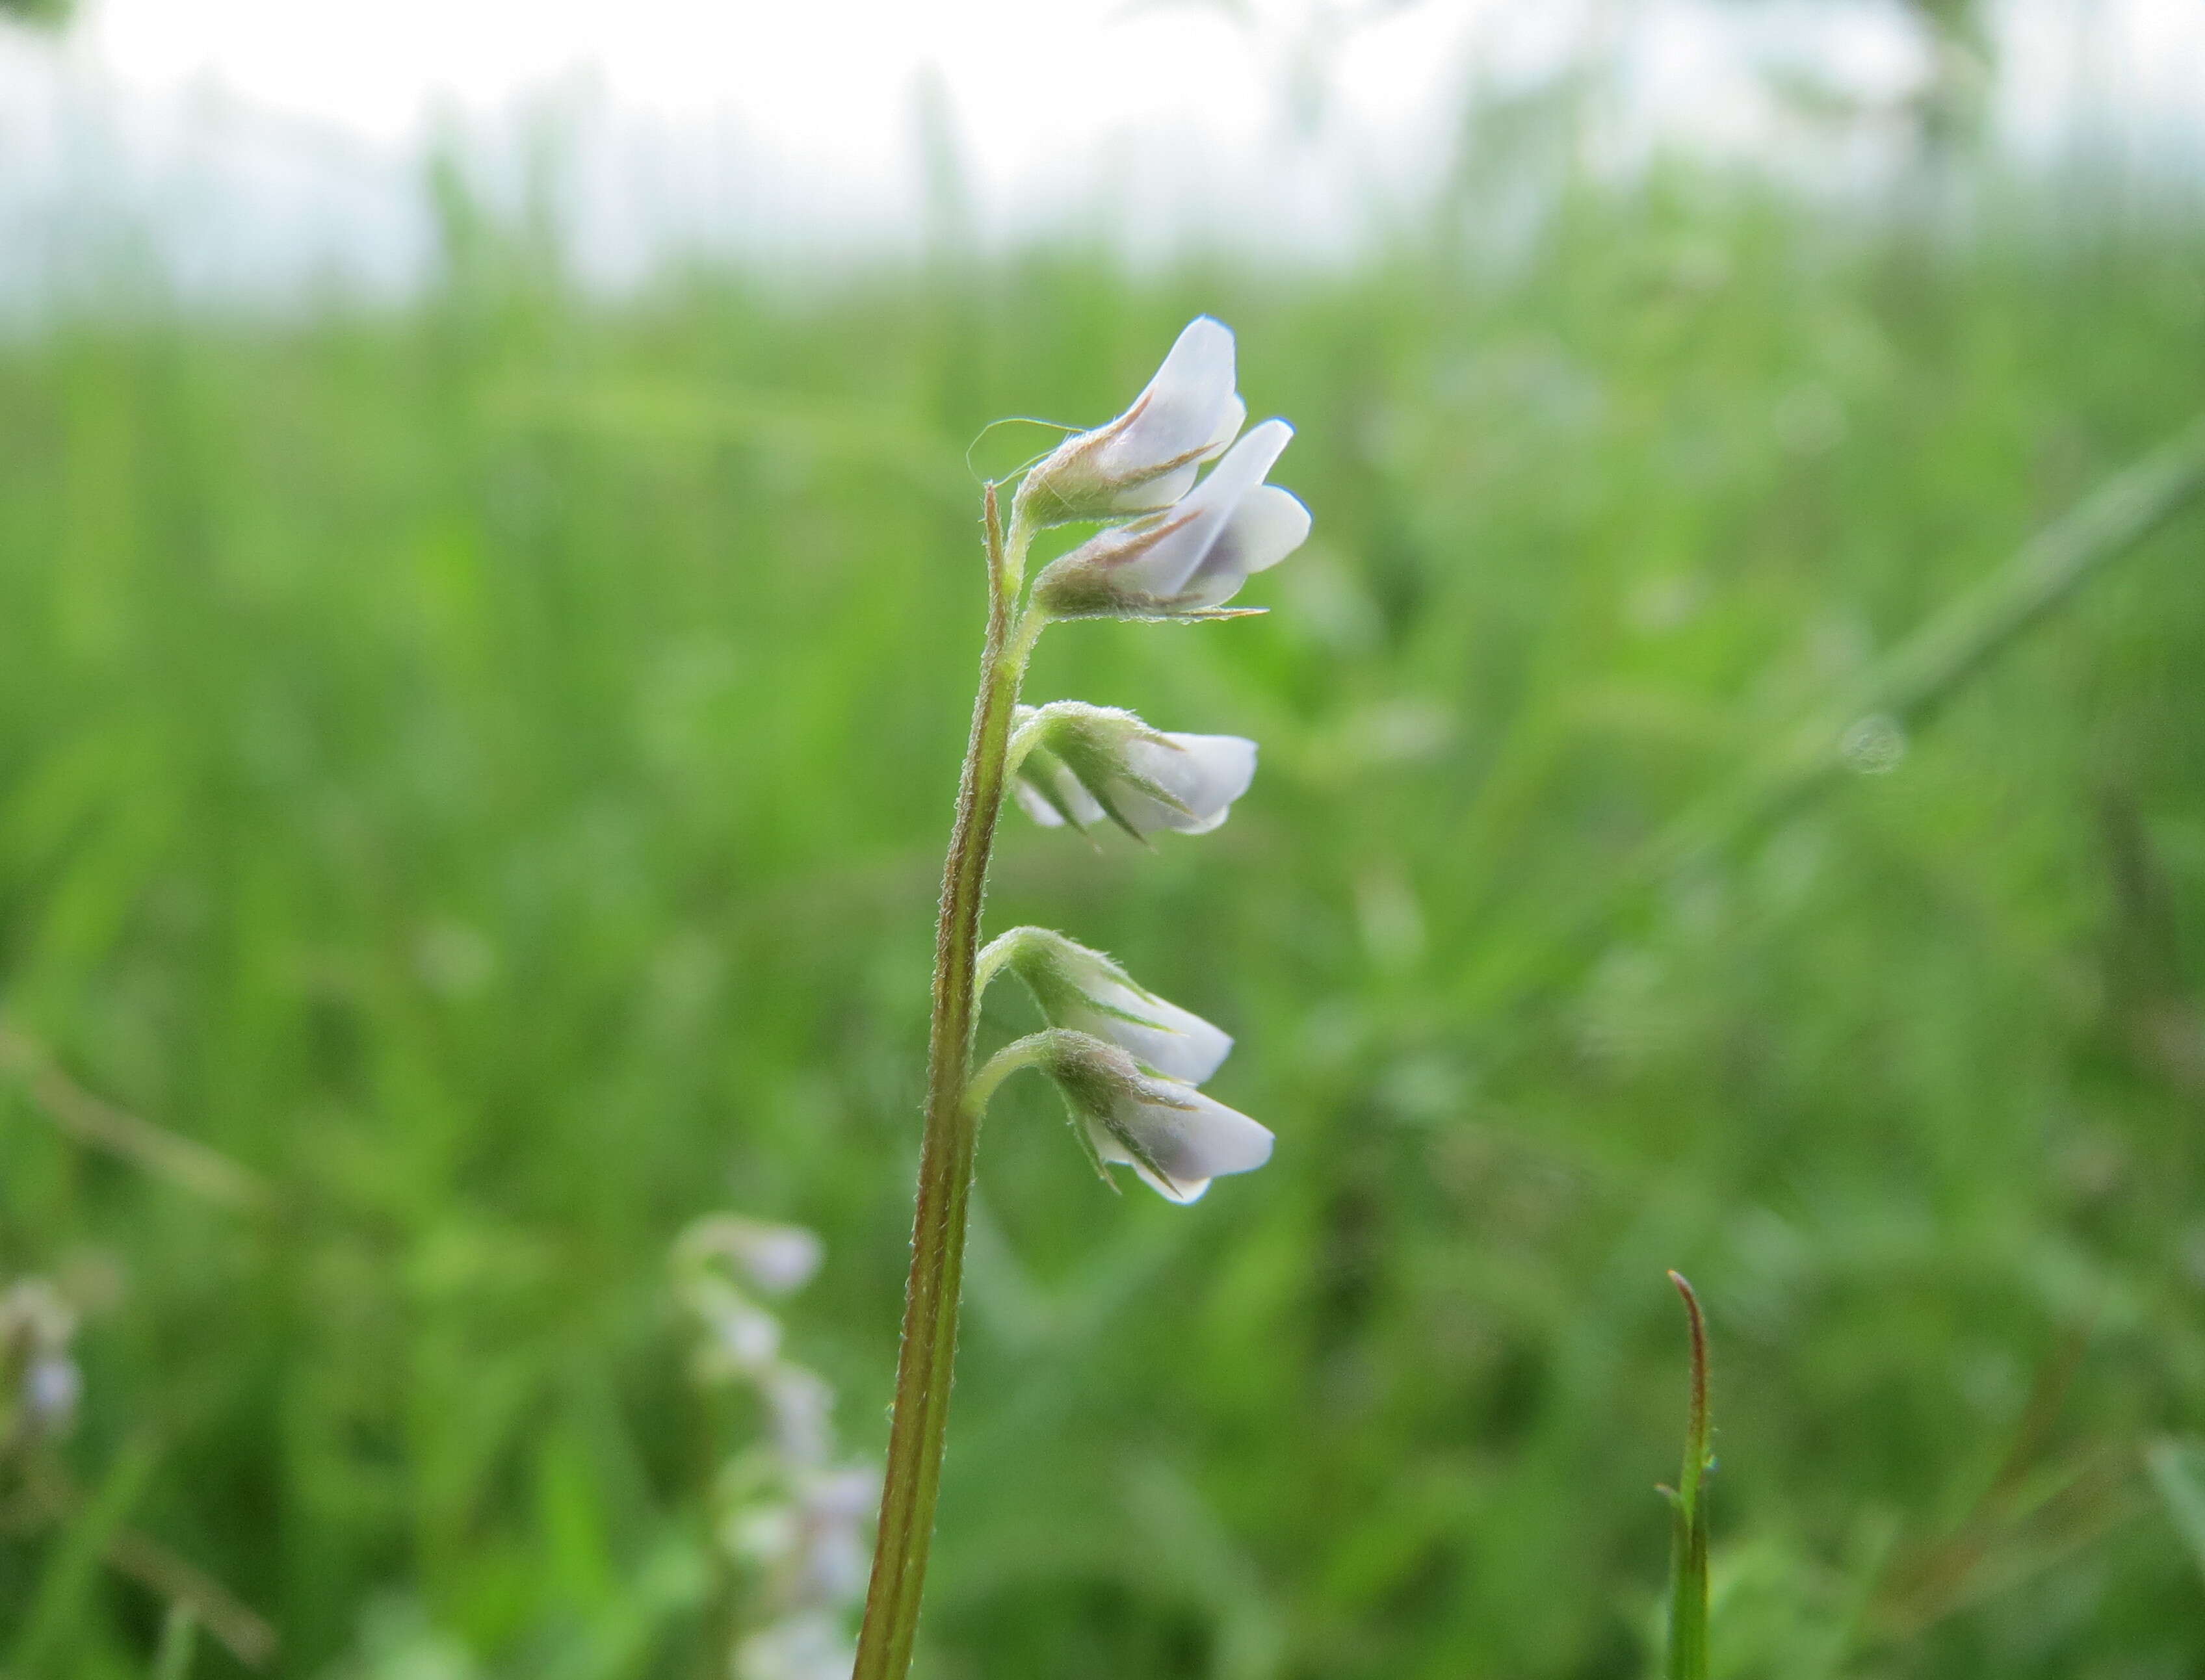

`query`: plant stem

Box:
[1666,1270,1712,1680]
[853,489,1039,1680]
[152,1604,200,1680]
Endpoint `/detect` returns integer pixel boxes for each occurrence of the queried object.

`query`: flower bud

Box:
[991,926,1232,1085]
[1017,317,1246,525]
[1011,702,1256,840]
[1037,1030,1273,1204]
[1031,419,1309,621]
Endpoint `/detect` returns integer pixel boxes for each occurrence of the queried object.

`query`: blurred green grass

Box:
[3,155,2204,1679]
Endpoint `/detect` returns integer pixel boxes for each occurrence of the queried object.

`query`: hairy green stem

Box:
[853,491,1039,1680]
[962,1031,1057,1115]
[971,927,1034,1009]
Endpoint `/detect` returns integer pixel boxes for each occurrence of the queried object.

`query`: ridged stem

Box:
[852,491,1039,1680]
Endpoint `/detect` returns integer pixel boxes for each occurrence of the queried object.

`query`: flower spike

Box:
[854,311,1301,1680]
[1010,702,1257,840]
[1017,317,1246,526]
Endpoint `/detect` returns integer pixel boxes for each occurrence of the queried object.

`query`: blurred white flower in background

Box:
[673,1216,875,1679]
[1,1278,82,1445]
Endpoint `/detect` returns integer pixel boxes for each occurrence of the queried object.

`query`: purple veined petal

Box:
[1108,394,1249,512]
[1110,459,1200,513]
[1098,317,1240,481]
[1180,484,1312,608]
[1088,1085,1274,1204]
[1060,976,1234,1085]
[1115,732,1257,836]
[1107,419,1296,600]
[1018,319,1245,524]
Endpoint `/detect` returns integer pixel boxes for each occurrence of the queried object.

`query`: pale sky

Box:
[3,0,2201,300]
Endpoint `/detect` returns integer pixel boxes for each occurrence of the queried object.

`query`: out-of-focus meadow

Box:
[5,16,2205,1679]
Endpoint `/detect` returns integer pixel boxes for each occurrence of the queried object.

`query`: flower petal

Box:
[1062,976,1234,1085]
[1013,779,1068,827]
[1093,1084,1273,1202]
[1015,757,1108,830]
[1099,317,1239,480]
[1117,732,1258,835]
[1108,419,1295,600]
[1181,484,1312,607]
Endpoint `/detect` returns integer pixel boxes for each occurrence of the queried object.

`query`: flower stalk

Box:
[853,488,1034,1680]
[852,318,1303,1679]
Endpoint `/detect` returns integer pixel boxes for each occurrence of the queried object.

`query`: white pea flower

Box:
[1039,1032,1273,1204]
[1032,419,1310,620]
[1010,702,1256,840]
[1019,317,1246,524]
[1086,1081,1274,1206]
[987,927,1231,1086]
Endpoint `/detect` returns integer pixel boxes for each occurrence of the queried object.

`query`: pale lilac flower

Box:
[1010,703,1257,840]
[1085,1079,1274,1205]
[1033,419,1309,619]
[1039,1033,1273,1204]
[1019,317,1246,523]
[986,927,1232,1086]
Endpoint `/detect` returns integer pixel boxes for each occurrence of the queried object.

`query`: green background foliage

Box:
[3,135,2204,1676]
[0,0,72,27]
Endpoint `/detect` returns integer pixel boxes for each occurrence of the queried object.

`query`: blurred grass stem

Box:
[151,1604,200,1680]
[1665,1271,1712,1680]
[0,1022,274,1214]
[855,487,1041,1680]
[1470,411,2205,1024]
[1648,411,2205,872]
